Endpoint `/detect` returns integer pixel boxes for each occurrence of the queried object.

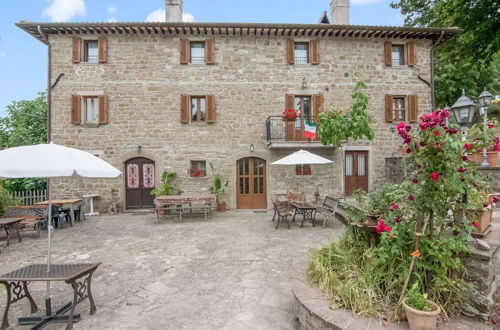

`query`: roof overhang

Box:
[16,21,462,45]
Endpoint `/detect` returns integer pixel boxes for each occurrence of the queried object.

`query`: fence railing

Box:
[11,189,47,206]
[265,116,320,144]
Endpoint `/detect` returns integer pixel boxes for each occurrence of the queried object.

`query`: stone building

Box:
[17,0,460,211]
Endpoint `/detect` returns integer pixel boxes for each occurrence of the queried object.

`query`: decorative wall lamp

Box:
[249,144,255,153]
[450,91,476,138]
[301,78,307,89]
[137,145,142,154]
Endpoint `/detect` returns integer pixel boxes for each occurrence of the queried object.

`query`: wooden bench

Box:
[155,203,213,223]
[316,196,339,227]
[2,206,47,238]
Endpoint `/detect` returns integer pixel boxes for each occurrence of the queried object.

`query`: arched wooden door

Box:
[125,157,155,209]
[236,157,267,209]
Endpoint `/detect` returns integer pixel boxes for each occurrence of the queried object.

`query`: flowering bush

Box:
[282,108,298,121]
[309,109,491,321]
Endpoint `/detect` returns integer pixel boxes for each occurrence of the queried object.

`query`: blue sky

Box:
[0,0,404,116]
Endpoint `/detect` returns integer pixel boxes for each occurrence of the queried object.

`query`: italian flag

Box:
[303,120,316,139]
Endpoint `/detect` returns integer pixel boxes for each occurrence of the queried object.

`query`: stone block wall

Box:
[48,33,433,211]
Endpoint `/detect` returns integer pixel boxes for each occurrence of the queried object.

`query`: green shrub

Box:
[407,283,431,311]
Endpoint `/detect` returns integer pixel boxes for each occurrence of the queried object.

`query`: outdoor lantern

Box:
[137,145,142,153]
[450,92,476,129]
[478,89,493,107]
[249,144,254,152]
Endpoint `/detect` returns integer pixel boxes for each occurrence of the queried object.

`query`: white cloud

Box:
[108,6,117,14]
[351,0,384,4]
[182,13,195,22]
[107,18,117,23]
[145,9,195,22]
[42,0,86,22]
[145,9,165,22]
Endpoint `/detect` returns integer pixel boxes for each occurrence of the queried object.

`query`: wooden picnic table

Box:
[35,199,82,225]
[290,202,317,227]
[0,218,23,246]
[0,263,101,330]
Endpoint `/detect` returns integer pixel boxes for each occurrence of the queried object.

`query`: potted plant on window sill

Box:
[209,163,228,211]
[282,109,298,121]
[402,283,441,330]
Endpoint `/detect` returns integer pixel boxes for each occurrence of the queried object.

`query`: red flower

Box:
[471,222,479,228]
[460,177,465,182]
[464,142,472,150]
[458,167,467,173]
[376,219,392,234]
[492,196,499,204]
[462,155,468,161]
[430,172,440,181]
[483,203,489,208]
[488,124,494,129]
[408,195,415,201]
[389,203,399,211]
[472,181,478,188]
[395,217,401,223]
[412,178,418,184]
[433,130,440,136]
[405,148,411,154]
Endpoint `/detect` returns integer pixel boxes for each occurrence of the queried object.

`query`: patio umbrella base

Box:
[18,299,80,329]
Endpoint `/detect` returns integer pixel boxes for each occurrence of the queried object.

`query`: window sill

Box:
[188,176,209,180]
[189,122,208,126]
[83,123,100,128]
[78,62,100,66]
[389,65,408,69]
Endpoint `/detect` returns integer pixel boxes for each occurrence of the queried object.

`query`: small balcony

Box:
[265,116,334,149]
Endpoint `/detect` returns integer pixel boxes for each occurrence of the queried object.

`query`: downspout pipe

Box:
[430,31,445,110]
[37,25,51,143]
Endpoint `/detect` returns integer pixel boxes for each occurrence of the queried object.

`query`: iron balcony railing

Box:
[265,116,321,144]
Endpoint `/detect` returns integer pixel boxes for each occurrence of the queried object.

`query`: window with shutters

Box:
[84,40,98,63]
[84,96,99,124]
[294,43,309,64]
[191,96,206,122]
[190,42,205,64]
[295,164,312,176]
[392,45,405,66]
[393,96,405,121]
[295,96,311,128]
[189,160,207,177]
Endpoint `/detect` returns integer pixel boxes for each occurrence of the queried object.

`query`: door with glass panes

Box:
[344,151,368,196]
[236,157,267,209]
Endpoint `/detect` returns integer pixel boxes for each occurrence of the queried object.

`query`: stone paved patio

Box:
[0,210,344,329]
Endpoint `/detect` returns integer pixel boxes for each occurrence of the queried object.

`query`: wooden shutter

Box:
[206,95,216,123]
[205,39,215,65]
[71,95,81,124]
[285,94,295,109]
[72,37,81,63]
[98,95,108,124]
[287,39,295,65]
[180,39,189,64]
[98,37,107,63]
[385,94,394,123]
[406,42,417,66]
[180,94,190,123]
[312,94,324,117]
[309,40,320,65]
[384,41,392,66]
[408,94,418,123]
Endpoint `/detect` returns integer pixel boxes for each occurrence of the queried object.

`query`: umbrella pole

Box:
[46,177,53,315]
[302,164,306,203]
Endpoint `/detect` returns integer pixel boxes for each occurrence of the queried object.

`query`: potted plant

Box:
[282,108,298,121]
[402,283,441,330]
[466,121,500,166]
[209,163,228,211]
[150,170,178,214]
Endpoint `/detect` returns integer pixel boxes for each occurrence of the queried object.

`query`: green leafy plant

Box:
[150,170,178,196]
[0,189,16,216]
[407,283,431,311]
[467,120,500,152]
[209,162,228,204]
[317,81,374,147]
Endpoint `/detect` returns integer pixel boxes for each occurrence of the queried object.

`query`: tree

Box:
[0,92,47,191]
[390,0,500,107]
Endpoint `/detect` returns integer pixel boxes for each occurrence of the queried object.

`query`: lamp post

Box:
[450,90,476,141]
[478,90,493,166]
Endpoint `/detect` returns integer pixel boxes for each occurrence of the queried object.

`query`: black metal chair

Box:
[51,205,66,229]
[272,200,291,230]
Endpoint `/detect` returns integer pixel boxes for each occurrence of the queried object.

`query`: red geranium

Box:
[464,142,472,150]
[376,219,392,234]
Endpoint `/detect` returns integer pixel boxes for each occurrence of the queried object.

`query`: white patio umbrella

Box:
[0,143,120,315]
[271,149,332,202]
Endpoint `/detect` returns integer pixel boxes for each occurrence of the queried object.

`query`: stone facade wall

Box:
[48,33,433,211]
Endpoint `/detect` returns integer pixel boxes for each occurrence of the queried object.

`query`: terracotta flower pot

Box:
[402,298,441,330]
[487,151,498,166]
[469,209,492,234]
[467,152,482,164]
[216,202,226,212]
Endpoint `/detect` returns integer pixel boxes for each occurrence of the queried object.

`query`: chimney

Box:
[330,0,349,25]
[165,0,183,22]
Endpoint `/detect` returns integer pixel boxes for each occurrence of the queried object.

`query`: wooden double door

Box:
[236,157,267,209]
[125,157,156,209]
[345,151,368,196]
